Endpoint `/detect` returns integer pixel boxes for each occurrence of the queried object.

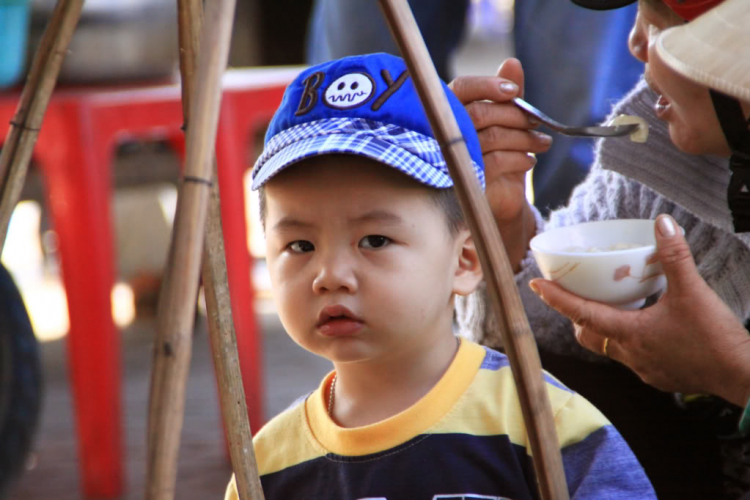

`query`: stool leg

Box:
[214,112,264,433]
[42,103,123,499]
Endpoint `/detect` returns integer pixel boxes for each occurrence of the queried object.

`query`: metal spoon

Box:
[513,97,639,138]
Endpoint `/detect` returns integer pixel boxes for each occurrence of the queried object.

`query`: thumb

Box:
[654,214,701,295]
[496,58,524,99]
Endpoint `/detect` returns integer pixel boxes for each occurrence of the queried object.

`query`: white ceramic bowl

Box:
[530,219,666,310]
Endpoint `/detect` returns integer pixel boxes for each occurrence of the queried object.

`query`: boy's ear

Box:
[452,229,483,296]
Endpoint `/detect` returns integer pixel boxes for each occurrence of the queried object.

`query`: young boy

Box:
[225,53,655,500]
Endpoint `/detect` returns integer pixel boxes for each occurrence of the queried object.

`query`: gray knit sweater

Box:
[456,79,750,358]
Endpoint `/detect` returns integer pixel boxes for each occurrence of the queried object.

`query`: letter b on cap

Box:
[295,72,325,116]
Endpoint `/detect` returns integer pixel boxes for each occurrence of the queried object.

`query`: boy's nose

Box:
[312,253,358,295]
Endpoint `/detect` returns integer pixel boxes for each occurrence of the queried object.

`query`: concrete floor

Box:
[7,310,331,500]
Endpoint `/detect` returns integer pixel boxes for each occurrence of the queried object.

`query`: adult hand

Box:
[449,58,552,270]
[529,214,750,407]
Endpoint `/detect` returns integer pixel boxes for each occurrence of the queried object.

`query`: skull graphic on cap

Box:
[324,72,376,109]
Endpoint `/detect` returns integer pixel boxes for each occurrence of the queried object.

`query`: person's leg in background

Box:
[305,0,468,81]
[514,0,642,215]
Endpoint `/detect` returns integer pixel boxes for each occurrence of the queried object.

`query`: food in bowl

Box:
[563,242,646,253]
[530,219,666,310]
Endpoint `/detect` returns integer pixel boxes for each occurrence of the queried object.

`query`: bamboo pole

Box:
[174,0,264,498]
[378,1,569,498]
[145,0,238,498]
[0,0,84,253]
[202,184,265,500]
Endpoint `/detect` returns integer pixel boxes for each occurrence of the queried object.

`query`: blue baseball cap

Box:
[251,53,484,191]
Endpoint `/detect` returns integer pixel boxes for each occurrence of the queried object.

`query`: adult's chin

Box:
[668,124,731,158]
[666,122,706,156]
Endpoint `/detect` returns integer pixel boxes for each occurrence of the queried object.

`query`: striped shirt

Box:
[224,340,655,500]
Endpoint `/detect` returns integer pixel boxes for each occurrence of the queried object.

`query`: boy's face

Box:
[263,156,481,365]
[630,0,733,156]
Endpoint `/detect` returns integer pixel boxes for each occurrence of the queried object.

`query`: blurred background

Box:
[0,1,514,499]
[2,0,512,346]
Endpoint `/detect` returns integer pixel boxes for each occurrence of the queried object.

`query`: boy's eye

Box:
[359,235,392,249]
[288,240,315,253]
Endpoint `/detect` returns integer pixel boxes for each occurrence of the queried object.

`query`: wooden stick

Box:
[378,2,569,498]
[0,0,84,253]
[202,191,266,500]
[177,0,203,101]
[175,1,265,499]
[145,0,238,498]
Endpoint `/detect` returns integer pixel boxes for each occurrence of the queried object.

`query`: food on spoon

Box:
[563,242,646,253]
[609,114,649,143]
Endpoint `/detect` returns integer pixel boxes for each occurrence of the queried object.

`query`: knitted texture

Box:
[456,79,750,358]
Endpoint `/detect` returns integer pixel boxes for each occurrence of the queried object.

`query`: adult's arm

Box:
[449,58,552,272]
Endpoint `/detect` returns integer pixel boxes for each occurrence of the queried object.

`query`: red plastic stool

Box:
[0,67,299,499]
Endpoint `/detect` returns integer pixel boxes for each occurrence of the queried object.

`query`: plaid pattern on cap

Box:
[251,117,485,190]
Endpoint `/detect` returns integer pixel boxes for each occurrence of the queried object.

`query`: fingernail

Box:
[500,82,518,94]
[532,130,553,144]
[527,153,538,166]
[657,215,676,237]
[529,279,542,297]
[573,324,583,341]
[528,116,541,127]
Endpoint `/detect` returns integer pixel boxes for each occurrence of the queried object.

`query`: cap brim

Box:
[570,0,636,11]
[251,134,456,191]
[656,3,750,102]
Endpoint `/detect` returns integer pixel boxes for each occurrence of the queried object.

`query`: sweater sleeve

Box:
[556,394,657,500]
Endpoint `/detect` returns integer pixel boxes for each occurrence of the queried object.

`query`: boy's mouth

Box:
[316,305,364,336]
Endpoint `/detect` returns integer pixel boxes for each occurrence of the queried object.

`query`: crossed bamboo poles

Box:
[0,1,568,499]
[0,0,263,498]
